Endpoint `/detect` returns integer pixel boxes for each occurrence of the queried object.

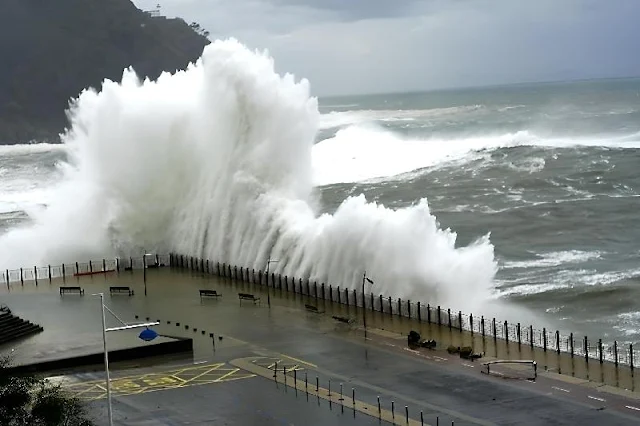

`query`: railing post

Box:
[530,325,534,349]
[103,258,106,272]
[584,336,589,363]
[417,302,421,321]
[427,304,431,323]
[20,268,23,286]
[459,311,463,331]
[389,297,393,315]
[448,308,452,329]
[75,261,78,275]
[437,306,441,325]
[48,265,52,283]
[614,341,618,366]
[517,323,521,345]
[397,298,401,315]
[630,344,634,371]
[89,260,92,273]
[569,333,574,357]
[504,321,509,342]
[492,318,496,340]
[469,313,474,334]
[62,264,65,278]
[408,300,411,318]
[598,339,604,364]
[481,316,485,337]
[543,328,547,352]
[34,266,38,286]
[556,331,560,354]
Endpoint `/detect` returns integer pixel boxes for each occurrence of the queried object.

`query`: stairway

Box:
[0,305,44,346]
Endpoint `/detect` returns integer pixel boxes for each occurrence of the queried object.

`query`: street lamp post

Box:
[362,272,374,339]
[94,293,159,426]
[265,258,279,308]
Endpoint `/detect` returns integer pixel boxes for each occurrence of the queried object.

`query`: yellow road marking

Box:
[280,354,317,368]
[63,362,256,400]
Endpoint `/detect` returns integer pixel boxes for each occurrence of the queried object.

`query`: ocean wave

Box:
[0,143,66,155]
[0,39,497,312]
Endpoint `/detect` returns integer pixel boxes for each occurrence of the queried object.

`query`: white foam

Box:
[502,250,603,269]
[0,39,497,311]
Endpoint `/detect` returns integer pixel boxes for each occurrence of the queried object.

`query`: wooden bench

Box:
[200,289,221,299]
[110,286,134,296]
[305,304,323,314]
[60,286,84,295]
[238,293,260,305]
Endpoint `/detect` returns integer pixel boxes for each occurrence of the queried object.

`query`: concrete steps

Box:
[0,305,43,346]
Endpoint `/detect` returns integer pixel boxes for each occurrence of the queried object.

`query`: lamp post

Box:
[94,293,159,426]
[265,258,279,308]
[362,272,374,339]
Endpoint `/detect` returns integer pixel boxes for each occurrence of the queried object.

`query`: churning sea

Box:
[1,70,639,345]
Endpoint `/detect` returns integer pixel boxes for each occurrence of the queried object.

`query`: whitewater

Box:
[0,39,498,312]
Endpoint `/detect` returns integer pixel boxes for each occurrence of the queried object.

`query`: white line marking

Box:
[462,363,475,368]
[588,396,605,402]
[433,356,447,361]
[552,386,570,393]
[193,361,207,365]
[626,405,640,411]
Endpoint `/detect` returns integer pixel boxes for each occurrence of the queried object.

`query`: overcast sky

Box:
[133,0,640,96]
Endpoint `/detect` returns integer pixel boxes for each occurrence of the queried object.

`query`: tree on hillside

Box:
[0,357,94,426]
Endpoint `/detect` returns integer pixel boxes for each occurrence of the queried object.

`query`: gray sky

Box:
[133,0,640,96]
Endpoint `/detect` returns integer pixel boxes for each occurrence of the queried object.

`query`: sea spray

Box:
[0,39,497,310]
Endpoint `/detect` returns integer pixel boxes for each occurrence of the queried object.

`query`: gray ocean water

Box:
[1,78,640,343]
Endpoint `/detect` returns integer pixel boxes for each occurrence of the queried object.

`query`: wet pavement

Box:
[2,268,640,425]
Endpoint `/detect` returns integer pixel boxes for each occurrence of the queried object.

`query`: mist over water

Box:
[0,39,497,312]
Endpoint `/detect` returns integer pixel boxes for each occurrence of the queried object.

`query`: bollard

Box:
[328,379,331,396]
[459,311,463,331]
[614,341,619,366]
[631,344,634,371]
[340,383,343,401]
[470,313,474,333]
[377,396,381,417]
[556,330,560,354]
[20,268,23,286]
[504,320,509,342]
[543,328,547,352]
[448,308,452,329]
[352,388,355,405]
[274,362,278,378]
[392,401,395,419]
[34,266,37,286]
[305,372,308,392]
[316,376,319,392]
[294,369,297,387]
[421,411,424,425]
[405,406,409,424]
[481,316,485,336]
[284,367,287,385]
[517,323,521,345]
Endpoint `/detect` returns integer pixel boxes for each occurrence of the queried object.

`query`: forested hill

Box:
[0,0,210,144]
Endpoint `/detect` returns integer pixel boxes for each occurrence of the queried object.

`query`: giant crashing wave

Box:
[0,39,497,311]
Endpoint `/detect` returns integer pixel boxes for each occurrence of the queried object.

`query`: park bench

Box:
[304,304,323,314]
[59,286,84,295]
[110,286,134,296]
[238,293,260,305]
[331,315,354,324]
[200,289,222,299]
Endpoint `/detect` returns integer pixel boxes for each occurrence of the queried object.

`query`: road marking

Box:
[462,363,475,368]
[63,362,256,400]
[588,396,605,402]
[552,386,570,393]
[433,356,447,361]
[626,405,640,411]
[193,360,207,365]
[281,354,317,368]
